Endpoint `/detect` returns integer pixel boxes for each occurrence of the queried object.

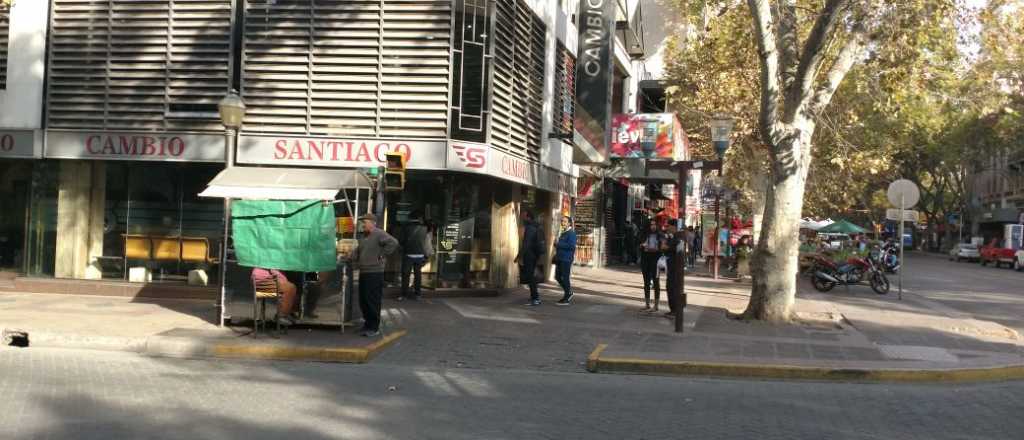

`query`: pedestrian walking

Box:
[639,221,665,311]
[684,226,696,268]
[352,213,399,337]
[623,220,639,265]
[664,221,686,318]
[515,210,545,306]
[691,227,703,267]
[397,211,431,301]
[554,216,577,306]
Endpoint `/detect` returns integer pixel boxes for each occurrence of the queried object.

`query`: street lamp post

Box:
[709,115,734,280]
[216,90,245,327]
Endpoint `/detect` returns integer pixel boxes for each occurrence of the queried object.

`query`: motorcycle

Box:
[811,254,890,295]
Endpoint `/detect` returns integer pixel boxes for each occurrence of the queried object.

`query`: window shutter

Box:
[0,6,8,90]
[552,43,574,136]
[47,0,233,131]
[489,0,545,163]
[241,0,452,138]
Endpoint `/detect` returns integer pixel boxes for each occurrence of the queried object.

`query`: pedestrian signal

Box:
[384,152,406,190]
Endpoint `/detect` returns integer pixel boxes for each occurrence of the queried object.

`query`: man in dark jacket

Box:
[398,211,429,301]
[515,210,545,306]
[352,213,399,337]
[554,216,578,306]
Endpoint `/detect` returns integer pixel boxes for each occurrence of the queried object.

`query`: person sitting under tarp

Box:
[251,268,299,325]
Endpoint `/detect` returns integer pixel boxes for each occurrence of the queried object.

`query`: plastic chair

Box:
[253,276,283,336]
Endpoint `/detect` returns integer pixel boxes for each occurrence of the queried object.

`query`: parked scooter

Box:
[879,241,901,274]
[811,253,890,294]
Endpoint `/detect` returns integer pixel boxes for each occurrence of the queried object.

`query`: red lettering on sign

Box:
[354,143,371,162]
[274,139,288,159]
[0,135,12,152]
[83,135,188,157]
[394,143,412,163]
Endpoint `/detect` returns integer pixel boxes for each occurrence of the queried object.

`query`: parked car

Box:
[948,243,980,262]
[1015,250,1024,272]
[980,240,1016,268]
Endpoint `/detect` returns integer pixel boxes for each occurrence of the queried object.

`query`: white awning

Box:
[199,167,370,200]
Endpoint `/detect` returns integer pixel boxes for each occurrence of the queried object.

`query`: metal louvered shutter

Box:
[240,0,452,138]
[552,43,574,136]
[0,6,8,90]
[489,0,545,163]
[46,0,233,131]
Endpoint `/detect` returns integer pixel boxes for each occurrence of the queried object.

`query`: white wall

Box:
[0,0,47,129]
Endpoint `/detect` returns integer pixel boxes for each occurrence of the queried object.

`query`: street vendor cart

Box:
[199,167,375,332]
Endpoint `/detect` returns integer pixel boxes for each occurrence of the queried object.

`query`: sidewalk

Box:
[574,264,1024,381]
[0,292,404,363]
[3,265,1023,382]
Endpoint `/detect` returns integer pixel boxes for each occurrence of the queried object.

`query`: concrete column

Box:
[55,161,105,279]
[489,183,521,289]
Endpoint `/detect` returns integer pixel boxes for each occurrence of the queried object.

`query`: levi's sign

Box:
[238,136,447,169]
[45,131,226,162]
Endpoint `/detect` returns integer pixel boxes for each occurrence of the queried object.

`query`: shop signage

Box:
[447,141,490,173]
[573,0,616,164]
[0,130,39,158]
[237,135,447,169]
[610,113,689,160]
[45,130,225,162]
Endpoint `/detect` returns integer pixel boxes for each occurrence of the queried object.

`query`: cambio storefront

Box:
[237,135,575,291]
[25,131,225,289]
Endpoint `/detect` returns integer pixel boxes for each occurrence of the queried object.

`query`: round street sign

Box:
[887,179,920,209]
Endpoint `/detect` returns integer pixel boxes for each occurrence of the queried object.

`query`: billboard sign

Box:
[609,113,689,160]
[573,0,616,164]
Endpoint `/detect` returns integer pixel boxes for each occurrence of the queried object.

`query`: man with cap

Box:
[352,213,399,337]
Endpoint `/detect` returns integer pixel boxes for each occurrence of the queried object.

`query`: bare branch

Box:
[804,22,869,119]
[784,0,849,122]
[747,0,784,146]
[775,0,800,94]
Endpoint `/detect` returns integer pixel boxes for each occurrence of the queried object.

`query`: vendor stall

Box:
[199,167,375,331]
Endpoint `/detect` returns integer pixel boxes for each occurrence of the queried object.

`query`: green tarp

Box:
[817,219,868,234]
[231,200,337,272]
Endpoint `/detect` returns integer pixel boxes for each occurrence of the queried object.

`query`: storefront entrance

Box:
[0,161,32,274]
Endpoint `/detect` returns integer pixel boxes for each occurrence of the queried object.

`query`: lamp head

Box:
[218,90,246,129]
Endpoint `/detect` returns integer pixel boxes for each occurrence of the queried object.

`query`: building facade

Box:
[1,0,614,294]
[970,150,1024,244]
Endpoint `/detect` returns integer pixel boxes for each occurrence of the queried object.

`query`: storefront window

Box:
[26,162,57,277]
[27,160,224,284]
[0,161,34,273]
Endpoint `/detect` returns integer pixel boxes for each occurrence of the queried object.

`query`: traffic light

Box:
[383,152,406,190]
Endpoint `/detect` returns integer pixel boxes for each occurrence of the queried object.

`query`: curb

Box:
[3,326,407,364]
[585,344,1024,383]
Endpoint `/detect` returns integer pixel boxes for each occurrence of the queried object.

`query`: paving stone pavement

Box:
[2,346,1023,440]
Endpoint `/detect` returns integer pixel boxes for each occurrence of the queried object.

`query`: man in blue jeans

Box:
[554,216,578,306]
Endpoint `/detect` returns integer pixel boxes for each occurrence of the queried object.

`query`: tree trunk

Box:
[744,134,811,322]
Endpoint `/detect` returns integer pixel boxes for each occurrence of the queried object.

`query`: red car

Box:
[980,240,1016,268]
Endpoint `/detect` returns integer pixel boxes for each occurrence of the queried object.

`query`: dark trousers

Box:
[358,272,385,331]
[522,258,539,301]
[641,252,660,306]
[400,256,425,298]
[555,260,572,299]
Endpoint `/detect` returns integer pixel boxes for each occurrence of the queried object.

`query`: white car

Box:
[949,243,980,262]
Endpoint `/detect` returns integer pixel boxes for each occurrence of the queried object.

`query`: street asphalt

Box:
[2,346,1022,440]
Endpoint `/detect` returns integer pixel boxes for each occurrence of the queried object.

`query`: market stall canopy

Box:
[800,218,834,231]
[198,167,370,200]
[817,219,867,234]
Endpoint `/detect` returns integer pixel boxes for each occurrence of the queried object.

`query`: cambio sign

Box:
[0,131,38,158]
[573,0,616,163]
